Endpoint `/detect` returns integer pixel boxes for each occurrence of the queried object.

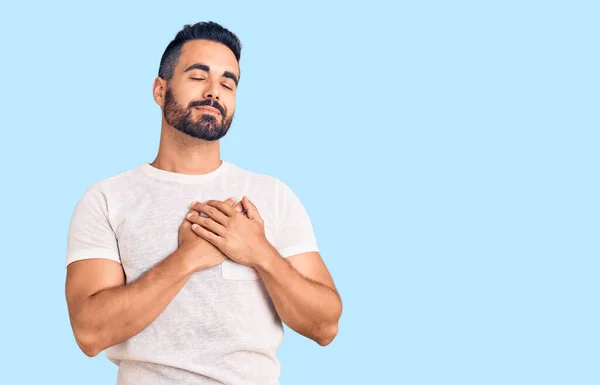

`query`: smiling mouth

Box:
[195,106,221,116]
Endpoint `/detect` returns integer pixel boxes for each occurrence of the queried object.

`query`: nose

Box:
[203,78,220,101]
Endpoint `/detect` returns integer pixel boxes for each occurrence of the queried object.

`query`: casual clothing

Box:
[66,160,319,384]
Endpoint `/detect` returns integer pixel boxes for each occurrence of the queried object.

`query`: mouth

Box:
[194,106,221,116]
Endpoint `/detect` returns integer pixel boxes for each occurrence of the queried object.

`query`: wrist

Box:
[251,243,281,272]
[173,247,198,274]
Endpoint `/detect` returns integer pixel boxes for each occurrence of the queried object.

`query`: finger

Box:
[232,200,244,213]
[205,199,236,217]
[225,197,244,213]
[186,211,226,236]
[185,209,200,221]
[238,201,248,216]
[181,215,193,228]
[191,201,229,225]
[191,223,224,248]
[241,196,262,221]
[197,197,235,218]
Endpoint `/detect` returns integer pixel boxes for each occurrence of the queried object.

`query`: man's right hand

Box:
[178,197,243,272]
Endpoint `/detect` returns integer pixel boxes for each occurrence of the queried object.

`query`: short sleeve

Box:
[66,188,121,267]
[273,178,319,258]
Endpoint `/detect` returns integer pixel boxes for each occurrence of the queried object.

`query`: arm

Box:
[65,189,240,357]
[254,248,342,346]
[65,249,196,357]
[188,197,342,346]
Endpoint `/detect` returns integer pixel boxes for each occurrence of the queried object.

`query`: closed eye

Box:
[221,83,233,90]
[191,77,205,81]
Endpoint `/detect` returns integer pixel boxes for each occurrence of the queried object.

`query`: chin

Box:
[199,114,221,123]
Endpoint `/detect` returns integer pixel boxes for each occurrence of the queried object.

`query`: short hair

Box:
[158,21,242,80]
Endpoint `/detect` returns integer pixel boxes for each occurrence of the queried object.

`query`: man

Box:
[64,21,342,385]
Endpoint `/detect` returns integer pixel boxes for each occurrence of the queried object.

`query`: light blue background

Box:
[0,1,597,384]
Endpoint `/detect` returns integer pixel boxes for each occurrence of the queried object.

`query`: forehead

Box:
[177,39,239,76]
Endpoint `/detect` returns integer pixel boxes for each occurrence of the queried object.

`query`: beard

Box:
[163,86,234,141]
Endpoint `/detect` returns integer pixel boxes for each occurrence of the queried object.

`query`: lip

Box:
[195,106,221,115]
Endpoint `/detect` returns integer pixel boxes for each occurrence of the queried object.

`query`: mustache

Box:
[188,99,226,117]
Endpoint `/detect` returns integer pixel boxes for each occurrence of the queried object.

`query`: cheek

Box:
[170,86,194,107]
[225,96,236,116]
[171,81,195,105]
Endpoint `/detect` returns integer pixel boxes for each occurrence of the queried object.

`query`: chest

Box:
[112,186,277,281]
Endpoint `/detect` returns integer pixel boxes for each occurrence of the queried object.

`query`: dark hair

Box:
[158,21,242,80]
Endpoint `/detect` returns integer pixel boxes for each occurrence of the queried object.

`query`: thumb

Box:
[224,197,236,206]
[199,197,236,218]
[232,200,244,214]
[181,215,192,228]
[224,196,244,214]
[241,196,261,222]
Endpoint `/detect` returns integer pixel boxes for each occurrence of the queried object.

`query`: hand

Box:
[188,196,274,267]
[178,197,243,272]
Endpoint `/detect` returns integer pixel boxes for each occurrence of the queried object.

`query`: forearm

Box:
[73,249,195,356]
[254,247,342,346]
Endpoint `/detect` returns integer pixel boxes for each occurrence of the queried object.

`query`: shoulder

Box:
[71,166,140,221]
[86,167,140,196]
[223,161,287,196]
[225,162,307,205]
[223,161,305,218]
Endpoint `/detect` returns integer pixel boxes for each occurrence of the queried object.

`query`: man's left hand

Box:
[187,197,275,267]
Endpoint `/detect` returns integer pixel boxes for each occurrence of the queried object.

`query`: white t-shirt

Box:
[66,160,319,385]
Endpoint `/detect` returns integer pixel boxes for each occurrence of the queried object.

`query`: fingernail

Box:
[186,212,192,219]
[192,224,198,229]
[191,201,197,206]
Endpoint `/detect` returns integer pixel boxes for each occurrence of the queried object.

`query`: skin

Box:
[65,39,342,358]
[188,197,342,345]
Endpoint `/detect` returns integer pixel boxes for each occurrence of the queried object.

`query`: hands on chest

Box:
[177,196,275,272]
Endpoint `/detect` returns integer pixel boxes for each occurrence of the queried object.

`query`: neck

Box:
[150,124,222,175]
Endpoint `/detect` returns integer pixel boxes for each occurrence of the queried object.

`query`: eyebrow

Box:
[184,63,239,86]
[222,71,239,86]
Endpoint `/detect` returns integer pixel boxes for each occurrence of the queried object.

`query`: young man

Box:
[64,21,342,385]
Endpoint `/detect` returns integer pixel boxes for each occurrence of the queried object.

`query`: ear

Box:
[153,76,167,107]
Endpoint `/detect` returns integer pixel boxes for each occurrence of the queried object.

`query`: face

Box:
[159,40,239,141]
